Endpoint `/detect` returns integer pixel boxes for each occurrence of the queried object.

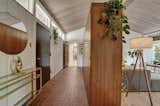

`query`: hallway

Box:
[30,67,88,106]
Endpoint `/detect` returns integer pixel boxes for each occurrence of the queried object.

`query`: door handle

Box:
[37,58,41,60]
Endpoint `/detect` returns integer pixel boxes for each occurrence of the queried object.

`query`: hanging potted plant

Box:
[52,27,59,44]
[97,0,130,43]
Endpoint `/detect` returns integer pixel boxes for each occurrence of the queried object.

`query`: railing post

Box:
[40,68,42,89]
[31,69,34,97]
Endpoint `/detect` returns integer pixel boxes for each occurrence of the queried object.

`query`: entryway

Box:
[36,23,51,89]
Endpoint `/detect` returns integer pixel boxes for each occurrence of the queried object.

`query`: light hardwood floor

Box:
[30,67,88,106]
[30,67,160,106]
[121,92,160,106]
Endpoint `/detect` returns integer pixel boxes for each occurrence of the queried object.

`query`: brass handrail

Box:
[0,80,32,99]
[0,75,31,91]
[0,67,43,105]
[0,68,42,86]
[14,90,39,106]
[0,67,41,80]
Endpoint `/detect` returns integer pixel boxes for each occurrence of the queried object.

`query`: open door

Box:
[36,23,50,89]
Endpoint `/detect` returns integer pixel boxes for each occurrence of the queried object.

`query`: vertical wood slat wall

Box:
[83,3,122,106]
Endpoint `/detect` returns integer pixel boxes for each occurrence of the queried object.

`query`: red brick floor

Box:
[30,67,88,106]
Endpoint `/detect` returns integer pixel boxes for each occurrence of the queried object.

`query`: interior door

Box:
[63,43,69,68]
[36,23,50,89]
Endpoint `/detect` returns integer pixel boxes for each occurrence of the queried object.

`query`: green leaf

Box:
[98,18,103,24]
[122,39,126,43]
[118,17,128,24]
[104,2,109,7]
[123,16,128,20]
[124,29,130,34]
[135,51,138,56]
[124,24,130,29]
[112,25,120,33]
[123,19,128,23]
[105,19,112,26]
[120,0,123,3]
[108,8,115,14]
[110,16,116,20]
[97,0,130,40]
[118,17,124,23]
[128,51,131,55]
[102,12,107,18]
[123,24,130,34]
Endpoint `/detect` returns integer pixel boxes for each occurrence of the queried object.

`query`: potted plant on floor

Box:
[128,50,138,65]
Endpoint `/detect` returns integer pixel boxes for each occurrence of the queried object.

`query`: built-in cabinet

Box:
[83,3,122,106]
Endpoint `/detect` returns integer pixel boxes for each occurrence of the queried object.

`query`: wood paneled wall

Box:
[0,23,27,55]
[83,3,122,106]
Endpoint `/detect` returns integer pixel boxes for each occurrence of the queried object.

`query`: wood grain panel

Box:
[82,67,90,98]
[82,8,91,100]
[83,3,122,106]
[0,23,27,54]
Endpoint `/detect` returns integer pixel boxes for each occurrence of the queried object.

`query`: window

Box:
[153,40,160,61]
[51,21,57,28]
[61,32,65,40]
[60,31,65,40]
[16,0,34,13]
[58,29,62,38]
[36,4,50,28]
[58,29,64,40]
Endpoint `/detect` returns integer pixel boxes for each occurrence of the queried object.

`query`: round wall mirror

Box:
[0,13,28,55]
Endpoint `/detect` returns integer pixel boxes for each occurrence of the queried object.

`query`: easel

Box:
[125,49,153,106]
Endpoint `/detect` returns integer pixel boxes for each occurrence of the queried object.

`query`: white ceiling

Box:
[40,0,90,33]
[66,27,85,43]
[41,0,160,37]
[126,0,160,35]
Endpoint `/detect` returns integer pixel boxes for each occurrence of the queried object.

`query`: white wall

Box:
[0,0,36,77]
[50,38,64,78]
[77,46,83,67]
[11,22,27,32]
[0,0,36,105]
[66,27,85,43]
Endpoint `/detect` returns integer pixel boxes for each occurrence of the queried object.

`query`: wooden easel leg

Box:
[138,55,142,92]
[141,52,153,106]
[125,52,140,97]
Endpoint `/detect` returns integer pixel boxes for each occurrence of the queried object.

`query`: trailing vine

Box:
[98,0,130,43]
[52,27,59,44]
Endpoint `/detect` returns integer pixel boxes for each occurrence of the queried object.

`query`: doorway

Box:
[63,43,69,68]
[68,43,78,67]
[36,23,50,89]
